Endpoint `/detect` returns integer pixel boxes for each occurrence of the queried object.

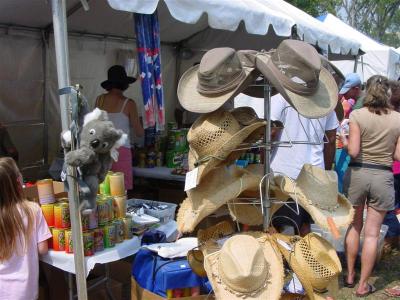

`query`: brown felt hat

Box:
[255,40,338,118]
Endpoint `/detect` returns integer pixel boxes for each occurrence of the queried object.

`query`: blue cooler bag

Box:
[132,248,208,297]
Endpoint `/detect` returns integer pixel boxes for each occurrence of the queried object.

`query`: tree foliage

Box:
[287,0,400,47]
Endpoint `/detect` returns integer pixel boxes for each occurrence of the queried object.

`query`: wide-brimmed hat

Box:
[101,65,136,90]
[177,165,262,233]
[178,48,259,113]
[188,107,265,185]
[274,164,354,230]
[204,232,284,300]
[273,233,341,300]
[255,40,338,118]
[187,221,235,277]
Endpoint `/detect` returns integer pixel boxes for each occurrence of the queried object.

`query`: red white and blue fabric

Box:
[134,11,165,130]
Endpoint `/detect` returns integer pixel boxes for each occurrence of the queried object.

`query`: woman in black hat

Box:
[95,65,144,191]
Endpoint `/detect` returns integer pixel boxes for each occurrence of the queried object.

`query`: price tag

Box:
[184,167,199,191]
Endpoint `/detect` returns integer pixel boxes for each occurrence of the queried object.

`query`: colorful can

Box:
[97,196,112,225]
[103,224,116,248]
[146,151,156,168]
[156,152,163,167]
[123,217,133,240]
[93,228,104,252]
[83,231,95,256]
[52,228,65,251]
[65,230,73,253]
[109,172,125,196]
[81,214,89,231]
[113,219,124,243]
[138,152,146,168]
[181,128,189,151]
[54,201,70,228]
[41,204,54,227]
[37,179,55,204]
[113,195,127,219]
[88,209,98,230]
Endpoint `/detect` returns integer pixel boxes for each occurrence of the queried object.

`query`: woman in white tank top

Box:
[96,65,144,191]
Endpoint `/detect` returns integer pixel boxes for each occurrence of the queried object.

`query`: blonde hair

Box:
[363,75,392,115]
[0,157,34,261]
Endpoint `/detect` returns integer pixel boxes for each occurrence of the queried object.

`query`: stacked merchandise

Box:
[173,42,355,300]
[39,173,133,256]
[165,122,189,174]
[137,127,166,168]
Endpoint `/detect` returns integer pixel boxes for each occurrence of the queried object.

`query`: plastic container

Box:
[127,199,177,224]
[310,223,389,259]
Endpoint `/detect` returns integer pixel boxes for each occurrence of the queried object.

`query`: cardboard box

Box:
[23,181,67,203]
[131,278,214,300]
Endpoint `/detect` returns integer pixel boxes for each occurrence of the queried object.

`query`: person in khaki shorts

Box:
[340,75,400,297]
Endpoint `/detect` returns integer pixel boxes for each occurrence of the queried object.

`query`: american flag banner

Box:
[134,12,165,130]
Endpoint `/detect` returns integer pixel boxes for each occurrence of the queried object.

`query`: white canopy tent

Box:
[319,13,400,82]
[0,0,360,179]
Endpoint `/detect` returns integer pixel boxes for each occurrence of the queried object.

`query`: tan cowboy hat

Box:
[274,164,354,230]
[273,233,341,300]
[187,221,236,277]
[255,40,338,118]
[204,232,284,300]
[227,164,290,226]
[177,164,261,233]
[178,48,259,113]
[188,107,265,185]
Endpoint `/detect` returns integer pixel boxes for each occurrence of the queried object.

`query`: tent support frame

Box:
[51,0,88,299]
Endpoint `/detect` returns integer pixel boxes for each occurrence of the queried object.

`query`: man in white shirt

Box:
[271,94,338,236]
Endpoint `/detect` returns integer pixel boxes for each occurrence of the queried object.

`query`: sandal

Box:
[384,285,400,297]
[355,284,376,297]
[342,274,356,288]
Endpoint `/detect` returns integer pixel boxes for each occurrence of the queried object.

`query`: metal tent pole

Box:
[51,1,88,299]
[263,80,272,230]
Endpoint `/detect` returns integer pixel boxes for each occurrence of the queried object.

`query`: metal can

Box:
[97,196,112,225]
[83,231,95,256]
[65,230,73,253]
[102,224,116,248]
[54,201,70,228]
[123,217,133,240]
[81,214,89,231]
[156,151,163,167]
[138,152,146,168]
[88,209,98,230]
[173,130,183,151]
[113,195,127,219]
[52,228,65,251]
[41,204,54,227]
[181,128,189,151]
[146,151,156,168]
[93,228,104,252]
[113,219,124,243]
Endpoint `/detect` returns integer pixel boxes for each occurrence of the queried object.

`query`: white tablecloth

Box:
[133,167,185,182]
[40,221,178,276]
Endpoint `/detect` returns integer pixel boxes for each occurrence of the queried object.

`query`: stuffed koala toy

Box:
[62,108,127,212]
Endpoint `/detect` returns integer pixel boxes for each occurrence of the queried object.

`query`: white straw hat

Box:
[274,164,354,230]
[204,232,284,300]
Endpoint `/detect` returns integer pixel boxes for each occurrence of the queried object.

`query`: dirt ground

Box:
[337,248,400,299]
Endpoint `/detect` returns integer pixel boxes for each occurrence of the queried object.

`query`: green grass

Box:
[337,249,400,299]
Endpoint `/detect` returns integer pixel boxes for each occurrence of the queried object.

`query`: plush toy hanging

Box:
[62,108,127,212]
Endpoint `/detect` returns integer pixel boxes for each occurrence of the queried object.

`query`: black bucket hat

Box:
[101,65,136,90]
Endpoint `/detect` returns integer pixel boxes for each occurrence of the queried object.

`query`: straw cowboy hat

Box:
[255,40,338,118]
[274,164,354,230]
[204,232,284,300]
[273,233,341,300]
[187,221,235,277]
[187,107,265,185]
[178,48,260,113]
[177,164,262,233]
